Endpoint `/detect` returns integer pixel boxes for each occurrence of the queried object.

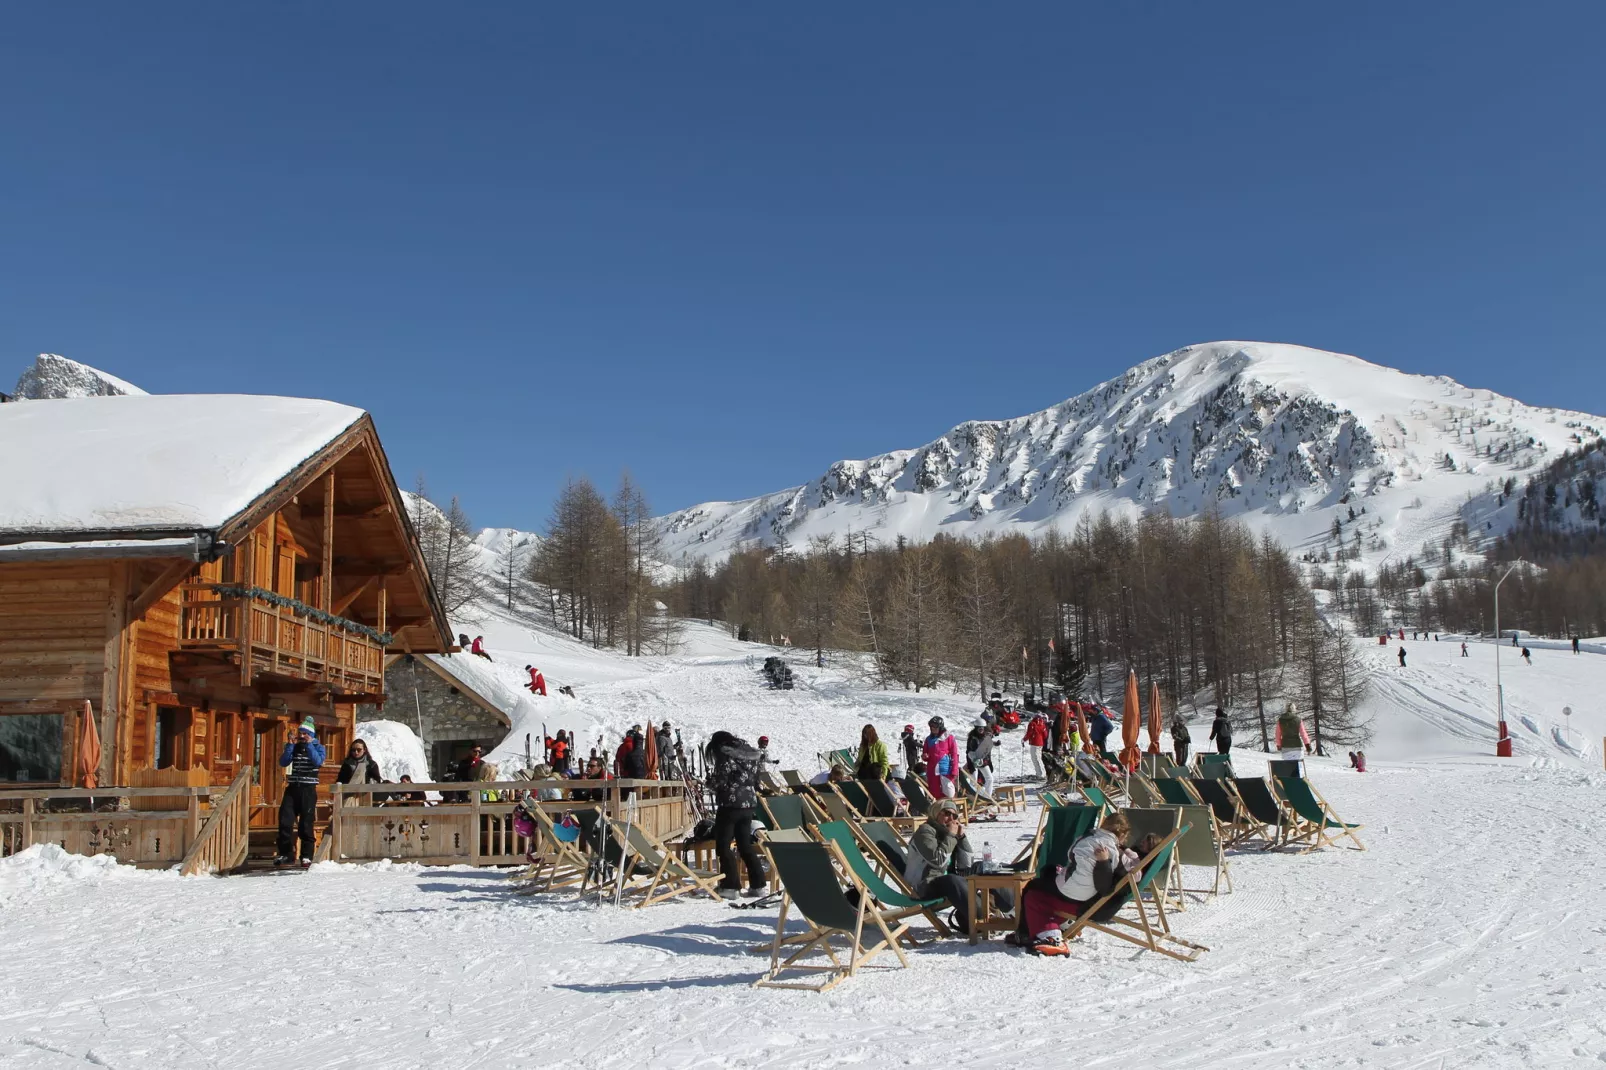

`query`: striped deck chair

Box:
[755,839,912,992]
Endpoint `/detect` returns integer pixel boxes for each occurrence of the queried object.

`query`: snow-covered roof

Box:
[0,394,364,537]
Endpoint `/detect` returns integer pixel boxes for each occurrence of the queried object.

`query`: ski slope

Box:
[5,621,1606,1069]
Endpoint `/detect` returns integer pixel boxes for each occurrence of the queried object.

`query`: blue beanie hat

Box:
[298,718,317,737]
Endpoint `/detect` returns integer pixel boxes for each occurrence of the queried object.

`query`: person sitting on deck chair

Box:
[903,799,1013,936]
[808,764,853,787]
[274,719,326,866]
[1020,811,1142,956]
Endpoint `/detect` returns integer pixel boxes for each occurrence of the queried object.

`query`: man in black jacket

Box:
[1208,709,1232,755]
[705,731,766,900]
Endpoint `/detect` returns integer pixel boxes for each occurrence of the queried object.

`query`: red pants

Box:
[1024,884,1085,936]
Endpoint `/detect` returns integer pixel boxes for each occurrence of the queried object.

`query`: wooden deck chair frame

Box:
[1230,777,1303,850]
[815,820,953,940]
[514,804,599,894]
[609,818,726,908]
[957,768,1001,821]
[1055,827,1209,963]
[755,839,912,993]
[858,779,922,831]
[1275,777,1366,852]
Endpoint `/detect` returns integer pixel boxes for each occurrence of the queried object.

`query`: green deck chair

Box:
[1056,826,1207,962]
[1195,753,1236,780]
[1231,777,1297,849]
[760,793,814,831]
[1172,803,1232,896]
[900,773,937,814]
[1153,776,1201,807]
[1268,759,1305,780]
[1188,778,1257,847]
[859,819,912,875]
[859,779,919,829]
[1033,804,1100,879]
[814,820,952,937]
[1126,775,1162,809]
[755,839,912,993]
[1275,777,1365,852]
[836,780,874,818]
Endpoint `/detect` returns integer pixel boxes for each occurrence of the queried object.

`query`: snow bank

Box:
[355,719,431,782]
[0,843,174,906]
[0,394,364,534]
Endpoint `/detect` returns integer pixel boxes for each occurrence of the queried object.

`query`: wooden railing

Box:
[179,766,254,876]
[0,783,231,867]
[179,585,384,692]
[324,779,693,867]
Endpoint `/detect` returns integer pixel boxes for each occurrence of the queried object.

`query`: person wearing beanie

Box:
[1208,708,1232,756]
[275,719,326,866]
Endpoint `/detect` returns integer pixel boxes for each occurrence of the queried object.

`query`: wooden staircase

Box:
[179,766,254,876]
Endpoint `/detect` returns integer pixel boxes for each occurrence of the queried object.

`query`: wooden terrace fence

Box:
[178,584,384,692]
[322,778,694,867]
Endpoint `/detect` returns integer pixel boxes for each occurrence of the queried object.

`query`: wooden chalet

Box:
[0,394,451,868]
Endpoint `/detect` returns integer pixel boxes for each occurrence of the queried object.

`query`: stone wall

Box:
[357,657,509,777]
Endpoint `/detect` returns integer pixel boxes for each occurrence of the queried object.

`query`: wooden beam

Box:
[128,559,196,622]
[333,503,390,520]
[331,575,379,617]
[321,471,335,614]
[336,562,413,578]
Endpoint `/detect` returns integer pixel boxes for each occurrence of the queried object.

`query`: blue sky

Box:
[3,4,1601,529]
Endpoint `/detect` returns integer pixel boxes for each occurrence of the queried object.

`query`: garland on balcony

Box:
[205,585,395,646]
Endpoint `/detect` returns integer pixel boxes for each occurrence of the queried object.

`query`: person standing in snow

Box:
[1208,708,1232,756]
[965,717,996,795]
[1023,712,1049,779]
[855,724,890,782]
[275,719,326,866]
[1521,646,1532,665]
[900,725,925,776]
[1170,717,1191,768]
[704,731,767,900]
[922,716,960,799]
[336,738,381,786]
[550,731,571,775]
[524,665,547,696]
[1397,646,1407,668]
[1087,706,1115,753]
[755,735,772,769]
[1461,642,1469,657]
[1276,703,1311,761]
[1573,635,1581,655]
[656,722,676,778]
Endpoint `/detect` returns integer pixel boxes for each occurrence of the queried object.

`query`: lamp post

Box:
[1493,563,1519,757]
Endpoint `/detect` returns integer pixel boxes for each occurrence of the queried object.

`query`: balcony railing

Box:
[179,584,385,694]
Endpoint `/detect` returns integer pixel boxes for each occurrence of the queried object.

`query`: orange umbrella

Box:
[77,700,102,789]
[1076,703,1092,754]
[1119,671,1142,771]
[643,719,659,779]
[1146,681,1163,755]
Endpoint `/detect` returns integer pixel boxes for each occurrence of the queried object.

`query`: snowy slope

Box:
[10,353,147,400]
[658,341,1606,568]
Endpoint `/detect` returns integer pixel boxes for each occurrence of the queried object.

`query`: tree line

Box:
[664,512,1372,752]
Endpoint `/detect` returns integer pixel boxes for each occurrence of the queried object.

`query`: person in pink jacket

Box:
[922,716,960,799]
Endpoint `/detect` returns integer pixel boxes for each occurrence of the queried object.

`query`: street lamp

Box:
[1493,563,1520,757]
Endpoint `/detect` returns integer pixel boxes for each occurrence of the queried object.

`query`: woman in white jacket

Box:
[1021,812,1134,956]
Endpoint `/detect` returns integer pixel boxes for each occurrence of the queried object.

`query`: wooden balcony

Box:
[178,584,385,696]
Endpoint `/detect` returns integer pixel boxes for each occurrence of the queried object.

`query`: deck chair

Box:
[815,820,952,938]
[1189,777,1259,847]
[958,768,1000,821]
[1030,804,1100,879]
[781,769,811,793]
[759,770,787,796]
[814,789,859,826]
[609,819,726,908]
[1268,759,1305,780]
[1080,783,1116,815]
[513,804,600,893]
[1275,777,1365,852]
[858,819,913,876]
[900,773,939,815]
[1231,777,1298,849]
[1120,807,1183,909]
[1040,790,1069,809]
[859,779,920,830]
[835,780,874,819]
[760,793,815,832]
[1125,775,1162,809]
[755,839,912,992]
[1055,827,1208,962]
[1194,753,1236,780]
[1152,776,1202,807]
[1172,803,1232,896]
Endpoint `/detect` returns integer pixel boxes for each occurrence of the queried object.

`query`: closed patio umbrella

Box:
[77,700,102,790]
[1119,671,1142,772]
[1076,703,1092,754]
[643,719,659,779]
[1147,681,1163,755]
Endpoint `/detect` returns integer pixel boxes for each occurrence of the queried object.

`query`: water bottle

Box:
[983,847,994,871]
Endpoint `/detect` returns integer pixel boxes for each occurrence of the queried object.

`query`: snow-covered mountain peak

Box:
[10,354,148,400]
[657,341,1606,566]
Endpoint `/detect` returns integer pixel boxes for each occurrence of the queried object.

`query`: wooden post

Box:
[239,534,254,688]
[470,786,482,865]
[321,472,335,614]
[331,784,342,860]
[187,793,201,843]
[21,797,33,848]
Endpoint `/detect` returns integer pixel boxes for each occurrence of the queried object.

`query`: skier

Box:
[470,635,492,661]
[1399,628,1405,641]
[1572,635,1581,655]
[1087,705,1115,753]
[900,725,925,776]
[550,731,570,775]
[922,716,961,799]
[656,722,675,777]
[1208,708,1232,756]
[1398,646,1407,668]
[756,735,773,769]
[965,717,995,795]
[1521,646,1532,665]
[1170,717,1191,768]
[524,665,547,696]
[704,731,767,900]
[1276,703,1312,761]
[274,719,326,866]
[1461,642,1469,657]
[1023,712,1049,779]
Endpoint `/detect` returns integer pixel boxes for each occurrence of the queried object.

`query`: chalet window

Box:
[0,714,64,783]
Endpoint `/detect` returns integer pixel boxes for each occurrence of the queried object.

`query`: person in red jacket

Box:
[525,665,547,696]
[470,635,492,661]
[1023,713,1049,780]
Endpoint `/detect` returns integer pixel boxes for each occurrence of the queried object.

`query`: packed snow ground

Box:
[5,621,1606,1069]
